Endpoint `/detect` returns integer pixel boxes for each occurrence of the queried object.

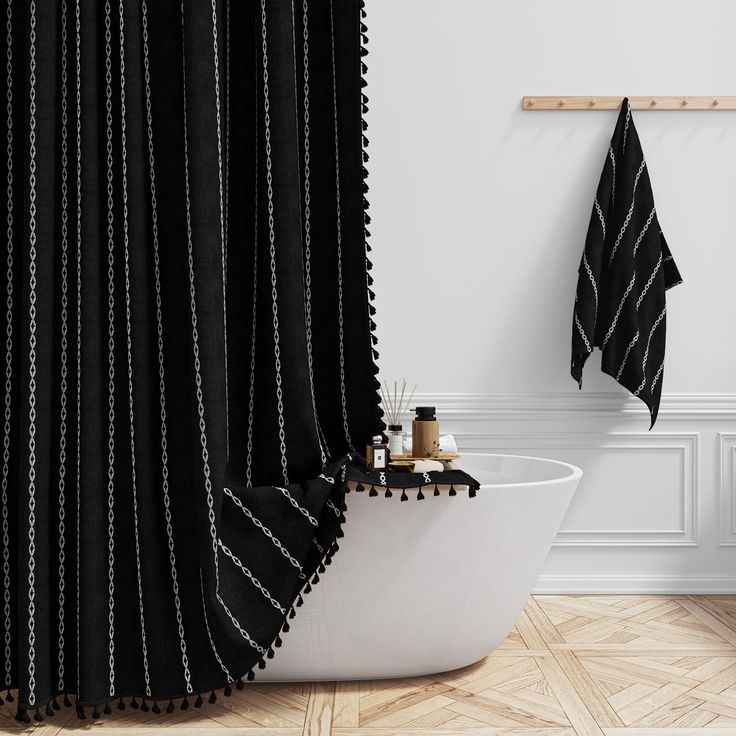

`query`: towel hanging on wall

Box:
[571,98,682,427]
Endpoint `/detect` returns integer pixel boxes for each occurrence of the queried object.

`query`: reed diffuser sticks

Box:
[380,379,416,427]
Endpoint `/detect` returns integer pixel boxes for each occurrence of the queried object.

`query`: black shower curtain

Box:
[1,0,380,717]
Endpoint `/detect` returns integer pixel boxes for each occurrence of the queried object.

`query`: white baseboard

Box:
[534,574,736,595]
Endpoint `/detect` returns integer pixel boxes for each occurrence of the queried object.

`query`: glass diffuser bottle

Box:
[387,424,404,458]
[380,378,416,462]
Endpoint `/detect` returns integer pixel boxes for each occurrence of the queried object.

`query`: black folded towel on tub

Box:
[342,461,480,501]
[571,98,682,427]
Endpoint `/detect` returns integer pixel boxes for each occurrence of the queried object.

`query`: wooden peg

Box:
[681,97,688,106]
[589,98,597,107]
[713,98,719,106]
[558,98,566,106]
[528,97,536,107]
[650,98,657,107]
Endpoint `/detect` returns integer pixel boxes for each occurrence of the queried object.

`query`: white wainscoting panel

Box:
[454,433,698,546]
[399,393,736,593]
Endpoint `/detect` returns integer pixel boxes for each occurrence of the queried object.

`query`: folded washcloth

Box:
[571,98,682,428]
[403,433,458,454]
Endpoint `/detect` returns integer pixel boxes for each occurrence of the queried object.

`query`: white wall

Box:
[366,0,736,592]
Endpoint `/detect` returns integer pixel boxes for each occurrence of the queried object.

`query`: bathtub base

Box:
[259,454,580,681]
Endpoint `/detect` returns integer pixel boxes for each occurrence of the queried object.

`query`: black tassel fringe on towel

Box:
[343,464,481,501]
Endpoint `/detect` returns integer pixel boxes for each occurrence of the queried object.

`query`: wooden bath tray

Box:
[389,453,461,461]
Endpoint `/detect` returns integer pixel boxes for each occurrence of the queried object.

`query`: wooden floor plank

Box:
[550,645,736,656]
[359,682,452,725]
[682,597,736,649]
[333,729,576,736]
[553,649,624,727]
[515,609,549,651]
[303,682,335,736]
[536,655,606,736]
[58,731,302,736]
[332,682,360,728]
[451,686,569,728]
[526,597,567,645]
[363,695,455,729]
[603,730,731,736]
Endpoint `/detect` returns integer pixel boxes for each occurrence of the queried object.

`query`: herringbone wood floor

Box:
[6,596,736,735]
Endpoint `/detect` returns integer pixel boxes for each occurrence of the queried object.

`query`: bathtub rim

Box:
[456,452,583,488]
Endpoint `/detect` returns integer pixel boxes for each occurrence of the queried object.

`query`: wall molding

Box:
[454,432,699,547]
[718,433,736,547]
[535,574,736,595]
[402,392,736,422]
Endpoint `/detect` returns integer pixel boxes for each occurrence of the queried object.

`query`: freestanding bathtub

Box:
[261,453,582,681]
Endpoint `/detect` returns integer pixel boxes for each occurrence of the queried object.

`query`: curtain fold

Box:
[1,0,380,715]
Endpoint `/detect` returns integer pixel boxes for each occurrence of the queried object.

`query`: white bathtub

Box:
[262,453,582,681]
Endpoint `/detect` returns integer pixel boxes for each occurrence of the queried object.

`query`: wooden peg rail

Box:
[522,96,736,111]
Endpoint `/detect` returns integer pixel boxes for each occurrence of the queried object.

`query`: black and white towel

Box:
[345,464,481,501]
[571,98,682,427]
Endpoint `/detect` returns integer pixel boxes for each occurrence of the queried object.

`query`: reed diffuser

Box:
[380,379,416,458]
